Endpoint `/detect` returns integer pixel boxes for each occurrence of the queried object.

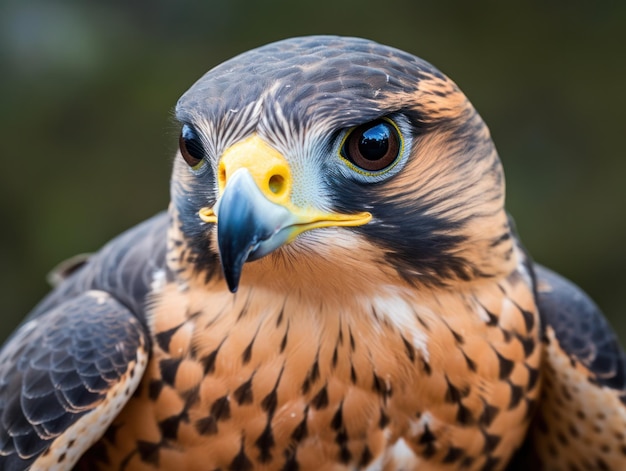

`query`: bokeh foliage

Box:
[0,0,625,342]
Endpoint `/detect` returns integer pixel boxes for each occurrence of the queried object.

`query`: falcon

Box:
[0,36,624,471]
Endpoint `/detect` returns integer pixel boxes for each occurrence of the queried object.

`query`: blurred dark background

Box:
[0,1,625,343]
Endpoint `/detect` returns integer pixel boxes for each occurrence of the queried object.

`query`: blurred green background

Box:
[0,1,624,344]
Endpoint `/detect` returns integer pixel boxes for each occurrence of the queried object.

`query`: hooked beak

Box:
[198,134,371,292]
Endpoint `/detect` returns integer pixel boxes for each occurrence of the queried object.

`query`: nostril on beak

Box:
[218,163,227,189]
[268,174,285,195]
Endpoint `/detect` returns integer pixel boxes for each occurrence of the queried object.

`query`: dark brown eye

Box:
[179,124,205,168]
[341,119,401,172]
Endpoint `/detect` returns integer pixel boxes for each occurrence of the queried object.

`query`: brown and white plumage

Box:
[0,36,624,470]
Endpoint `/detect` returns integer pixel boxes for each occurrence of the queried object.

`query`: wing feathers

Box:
[0,291,149,469]
[534,264,626,396]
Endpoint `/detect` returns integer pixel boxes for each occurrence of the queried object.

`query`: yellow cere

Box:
[218,134,292,204]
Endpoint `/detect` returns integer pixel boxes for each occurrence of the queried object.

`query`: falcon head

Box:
[172,36,514,294]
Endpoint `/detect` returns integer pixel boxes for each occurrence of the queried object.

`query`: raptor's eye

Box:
[341,119,402,172]
[179,124,205,169]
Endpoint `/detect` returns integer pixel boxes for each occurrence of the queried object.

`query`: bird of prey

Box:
[0,36,624,471]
